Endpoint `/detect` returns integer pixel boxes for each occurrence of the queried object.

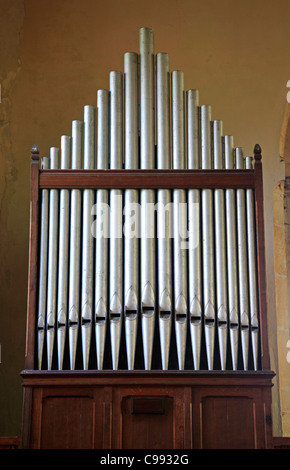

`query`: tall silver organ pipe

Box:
[46,147,59,370]
[57,136,71,370]
[37,156,49,370]
[35,27,262,373]
[172,70,187,370]
[109,71,123,370]
[213,120,228,370]
[81,105,95,370]
[225,134,239,370]
[124,52,139,370]
[156,52,172,370]
[68,120,82,370]
[236,147,250,370]
[187,89,201,370]
[201,105,215,370]
[95,89,109,370]
[139,27,156,370]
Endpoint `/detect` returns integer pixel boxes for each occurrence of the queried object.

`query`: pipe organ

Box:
[22,28,275,449]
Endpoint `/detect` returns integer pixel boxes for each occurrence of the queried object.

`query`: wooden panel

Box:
[200,396,256,449]
[121,396,174,449]
[40,395,95,449]
[21,371,274,449]
[39,168,255,189]
[110,385,187,449]
[273,437,290,449]
[0,437,21,449]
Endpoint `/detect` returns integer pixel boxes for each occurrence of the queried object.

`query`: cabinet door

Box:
[192,388,268,449]
[29,387,104,449]
[111,387,188,449]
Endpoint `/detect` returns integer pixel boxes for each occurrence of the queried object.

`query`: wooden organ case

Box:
[21,28,275,449]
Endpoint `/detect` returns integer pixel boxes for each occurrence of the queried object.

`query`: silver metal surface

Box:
[95,89,109,370]
[109,71,123,370]
[46,147,59,370]
[213,120,228,370]
[201,105,215,370]
[124,53,139,370]
[156,52,172,370]
[139,27,155,170]
[37,156,49,369]
[68,120,82,370]
[172,70,187,370]
[57,135,71,370]
[81,105,95,369]
[236,148,250,370]
[139,27,156,370]
[187,89,202,370]
[225,135,239,370]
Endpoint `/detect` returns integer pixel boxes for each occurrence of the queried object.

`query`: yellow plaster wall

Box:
[1,0,290,437]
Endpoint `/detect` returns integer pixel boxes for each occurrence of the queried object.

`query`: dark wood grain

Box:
[39,168,256,189]
[25,146,40,370]
[21,370,275,449]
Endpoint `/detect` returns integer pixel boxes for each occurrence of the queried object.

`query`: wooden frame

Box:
[24,143,270,371]
[21,143,275,449]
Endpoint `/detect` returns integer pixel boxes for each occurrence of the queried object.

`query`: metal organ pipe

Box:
[224,135,239,370]
[201,105,215,370]
[95,89,109,370]
[57,136,71,370]
[124,52,139,370]
[37,156,49,370]
[213,120,228,370]
[156,52,172,371]
[82,105,96,370]
[46,147,59,370]
[172,70,187,370]
[139,27,156,370]
[109,71,123,370]
[187,89,202,371]
[68,120,82,370]
[236,148,250,370]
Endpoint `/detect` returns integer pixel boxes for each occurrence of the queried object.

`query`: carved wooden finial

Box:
[31,144,40,161]
[254,143,262,161]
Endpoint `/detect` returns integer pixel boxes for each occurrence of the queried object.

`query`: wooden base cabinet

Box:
[21,370,274,449]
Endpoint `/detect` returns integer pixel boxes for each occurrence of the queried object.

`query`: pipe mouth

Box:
[125,310,137,320]
[218,320,227,329]
[159,311,171,320]
[191,315,201,325]
[110,313,121,322]
[81,318,92,326]
[95,316,106,325]
[176,313,187,323]
[230,322,239,330]
[141,306,155,317]
[205,318,215,327]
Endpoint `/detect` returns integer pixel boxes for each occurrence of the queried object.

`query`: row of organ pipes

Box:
[37,28,260,372]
